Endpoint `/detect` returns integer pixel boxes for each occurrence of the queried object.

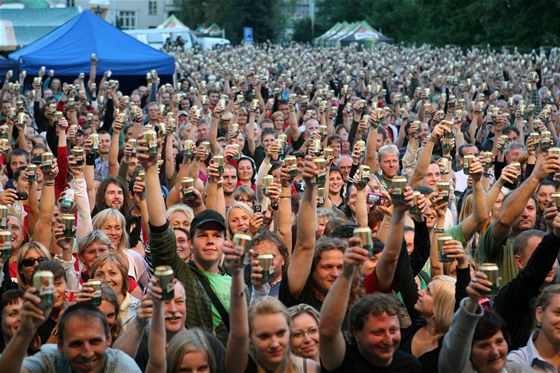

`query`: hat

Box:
[191,210,226,231]
[292,150,305,158]
[178,110,189,117]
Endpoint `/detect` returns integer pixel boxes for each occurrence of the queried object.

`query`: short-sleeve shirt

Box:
[202,269,232,330]
[22,344,141,373]
[478,224,518,286]
[445,223,467,247]
[321,343,422,373]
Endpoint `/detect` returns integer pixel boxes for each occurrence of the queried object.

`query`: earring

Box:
[536,322,542,329]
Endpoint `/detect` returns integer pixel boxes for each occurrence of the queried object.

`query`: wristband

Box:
[44,180,55,186]
[433,227,445,233]
[86,153,95,165]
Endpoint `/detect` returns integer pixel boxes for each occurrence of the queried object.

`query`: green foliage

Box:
[174,0,287,44]
[316,0,560,47]
[292,17,328,43]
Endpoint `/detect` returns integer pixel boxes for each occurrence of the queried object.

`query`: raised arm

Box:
[458,158,486,241]
[320,237,367,371]
[146,279,166,373]
[33,159,58,249]
[108,115,122,177]
[376,186,414,292]
[286,156,317,298]
[225,256,250,373]
[492,153,560,243]
[410,121,450,188]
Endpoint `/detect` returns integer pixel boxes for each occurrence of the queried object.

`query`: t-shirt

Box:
[445,223,467,247]
[478,224,518,286]
[202,269,232,330]
[22,344,141,373]
[321,343,422,373]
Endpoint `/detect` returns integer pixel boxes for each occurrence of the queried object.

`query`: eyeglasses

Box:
[292,327,319,339]
[21,257,47,267]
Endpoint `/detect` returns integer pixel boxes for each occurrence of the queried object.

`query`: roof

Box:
[9,10,175,76]
[0,7,79,49]
[157,15,189,30]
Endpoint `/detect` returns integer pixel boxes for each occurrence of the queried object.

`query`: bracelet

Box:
[44,180,55,186]
[279,195,291,199]
[433,227,445,233]
[50,328,58,336]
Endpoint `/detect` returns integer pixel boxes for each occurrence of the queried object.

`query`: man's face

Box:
[278,104,289,120]
[209,92,220,105]
[311,249,343,293]
[147,105,159,121]
[379,152,399,179]
[329,141,341,158]
[164,283,187,334]
[512,198,537,232]
[505,146,523,164]
[10,155,27,174]
[104,183,124,210]
[7,215,24,252]
[304,120,319,138]
[58,316,110,373]
[14,170,30,194]
[53,276,67,309]
[262,134,275,150]
[353,313,401,367]
[507,131,518,143]
[252,240,285,283]
[536,185,555,211]
[189,226,225,267]
[98,133,111,154]
[223,167,238,195]
[337,157,352,182]
[423,163,441,189]
[459,146,478,167]
[197,124,209,141]
[516,235,558,284]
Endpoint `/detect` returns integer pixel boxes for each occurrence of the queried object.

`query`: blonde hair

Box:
[248,297,302,372]
[92,208,129,252]
[90,253,130,297]
[166,329,217,373]
[430,275,456,334]
[226,201,254,239]
[17,241,52,289]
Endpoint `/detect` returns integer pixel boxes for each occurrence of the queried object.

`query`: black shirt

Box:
[321,343,422,373]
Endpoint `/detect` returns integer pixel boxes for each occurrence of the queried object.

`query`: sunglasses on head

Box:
[22,257,47,267]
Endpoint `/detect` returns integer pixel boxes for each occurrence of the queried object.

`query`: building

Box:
[74,0,178,30]
[284,0,316,39]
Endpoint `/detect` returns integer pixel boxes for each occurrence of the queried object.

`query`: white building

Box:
[74,0,178,30]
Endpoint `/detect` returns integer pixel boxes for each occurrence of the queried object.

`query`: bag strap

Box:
[189,263,230,331]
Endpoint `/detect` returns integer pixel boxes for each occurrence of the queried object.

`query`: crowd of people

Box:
[0,42,559,372]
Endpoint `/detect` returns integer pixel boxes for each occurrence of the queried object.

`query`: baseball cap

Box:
[191,210,226,232]
[178,110,189,117]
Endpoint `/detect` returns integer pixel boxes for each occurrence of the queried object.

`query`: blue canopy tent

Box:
[9,10,175,93]
[0,55,18,78]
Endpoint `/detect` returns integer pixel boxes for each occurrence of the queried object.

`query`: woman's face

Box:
[20,248,47,284]
[94,263,125,296]
[536,185,555,211]
[229,207,250,235]
[1,297,23,338]
[270,167,281,185]
[237,160,253,182]
[274,115,284,130]
[290,313,319,360]
[100,217,123,248]
[180,350,210,373]
[169,211,191,232]
[470,331,508,373]
[238,113,248,125]
[53,276,67,309]
[98,300,117,328]
[329,171,343,194]
[536,294,560,347]
[250,312,290,366]
[414,281,435,317]
[175,229,191,262]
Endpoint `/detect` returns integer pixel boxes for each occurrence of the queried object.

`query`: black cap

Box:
[191,210,226,231]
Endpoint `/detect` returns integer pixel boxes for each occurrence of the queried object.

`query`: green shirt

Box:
[202,270,232,330]
[478,224,518,286]
[446,223,467,247]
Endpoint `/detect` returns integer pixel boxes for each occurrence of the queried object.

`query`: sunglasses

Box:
[22,257,47,267]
